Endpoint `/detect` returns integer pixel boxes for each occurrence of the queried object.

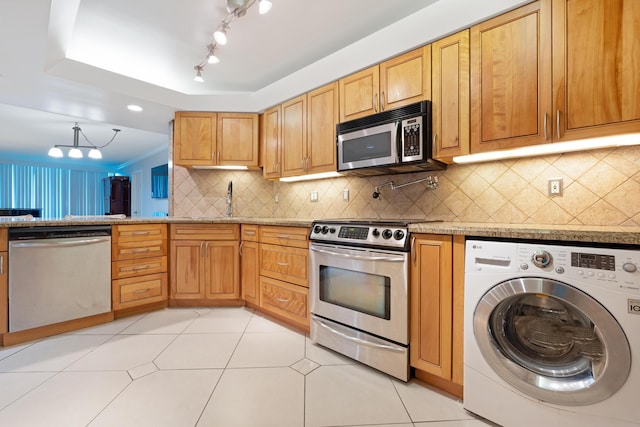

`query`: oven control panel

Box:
[309,222,409,250]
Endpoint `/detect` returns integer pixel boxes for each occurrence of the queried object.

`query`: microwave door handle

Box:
[310,247,405,262]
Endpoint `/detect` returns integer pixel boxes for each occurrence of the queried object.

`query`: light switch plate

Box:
[310,191,318,202]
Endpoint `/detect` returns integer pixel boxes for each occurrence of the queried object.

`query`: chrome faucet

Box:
[225,181,233,217]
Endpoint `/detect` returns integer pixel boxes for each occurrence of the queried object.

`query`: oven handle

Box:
[313,316,404,352]
[309,247,405,262]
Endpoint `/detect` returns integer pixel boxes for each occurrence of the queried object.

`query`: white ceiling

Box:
[0,0,526,168]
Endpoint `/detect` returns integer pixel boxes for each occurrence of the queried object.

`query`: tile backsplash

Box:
[172,144,640,226]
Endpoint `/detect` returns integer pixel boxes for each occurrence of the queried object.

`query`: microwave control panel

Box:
[401,116,423,162]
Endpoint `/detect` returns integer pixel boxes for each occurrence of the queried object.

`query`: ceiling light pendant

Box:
[258,0,272,15]
[48,147,63,158]
[194,65,204,82]
[68,147,83,158]
[214,24,228,45]
[207,44,220,64]
[47,122,120,160]
[88,148,102,159]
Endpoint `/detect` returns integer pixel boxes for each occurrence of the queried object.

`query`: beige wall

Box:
[172,144,640,226]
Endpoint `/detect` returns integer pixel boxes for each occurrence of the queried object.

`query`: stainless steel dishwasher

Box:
[8,225,112,332]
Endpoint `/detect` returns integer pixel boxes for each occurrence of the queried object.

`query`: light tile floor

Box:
[0,307,493,427]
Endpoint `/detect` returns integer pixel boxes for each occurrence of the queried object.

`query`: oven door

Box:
[309,242,408,345]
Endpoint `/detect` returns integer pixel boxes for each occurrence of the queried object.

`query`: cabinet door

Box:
[339,65,380,122]
[410,234,453,380]
[261,105,281,179]
[170,240,205,299]
[217,113,260,167]
[240,240,260,305]
[380,45,431,112]
[432,30,470,163]
[174,112,217,166]
[281,95,307,177]
[553,0,640,141]
[0,251,7,334]
[205,241,240,300]
[307,82,338,174]
[470,0,552,152]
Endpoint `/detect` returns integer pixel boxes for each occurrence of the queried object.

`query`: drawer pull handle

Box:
[276,262,289,267]
[277,235,290,239]
[132,231,150,236]
[131,265,151,271]
[132,248,151,253]
[133,288,151,294]
[244,231,256,236]
[0,254,3,275]
[276,296,290,303]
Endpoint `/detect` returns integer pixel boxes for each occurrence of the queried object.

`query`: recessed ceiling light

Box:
[127,104,143,112]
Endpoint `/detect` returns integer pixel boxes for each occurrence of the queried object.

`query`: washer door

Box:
[474,277,631,406]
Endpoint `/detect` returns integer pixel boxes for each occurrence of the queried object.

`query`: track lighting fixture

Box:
[48,122,121,160]
[193,0,273,82]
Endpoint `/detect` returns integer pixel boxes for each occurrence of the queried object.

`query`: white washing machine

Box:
[464,239,640,427]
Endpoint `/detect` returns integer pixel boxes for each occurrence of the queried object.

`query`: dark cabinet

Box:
[103,176,131,216]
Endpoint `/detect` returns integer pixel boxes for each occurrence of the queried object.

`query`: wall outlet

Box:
[274,194,279,203]
[343,188,349,202]
[548,178,563,197]
[310,191,319,202]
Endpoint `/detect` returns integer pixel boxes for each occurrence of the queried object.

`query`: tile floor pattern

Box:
[0,307,493,427]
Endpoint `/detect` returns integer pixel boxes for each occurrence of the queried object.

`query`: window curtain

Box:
[0,162,109,218]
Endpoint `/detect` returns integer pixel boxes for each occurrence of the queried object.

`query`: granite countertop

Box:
[2,216,640,245]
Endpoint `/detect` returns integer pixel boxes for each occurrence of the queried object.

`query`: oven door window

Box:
[319,265,390,319]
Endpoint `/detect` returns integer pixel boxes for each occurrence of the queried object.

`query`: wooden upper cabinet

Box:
[174,112,259,167]
[306,82,338,174]
[380,45,431,113]
[281,94,307,177]
[174,112,217,166]
[339,65,380,122]
[432,30,470,163]
[339,46,431,122]
[470,0,552,153]
[217,113,259,167]
[552,0,640,141]
[261,105,282,179]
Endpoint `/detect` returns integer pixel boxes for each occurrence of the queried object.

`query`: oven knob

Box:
[382,229,393,239]
[393,230,405,240]
[531,250,553,268]
[321,226,329,234]
[329,227,336,234]
[372,228,380,237]
[313,225,322,234]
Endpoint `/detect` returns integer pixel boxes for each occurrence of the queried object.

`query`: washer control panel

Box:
[466,240,640,293]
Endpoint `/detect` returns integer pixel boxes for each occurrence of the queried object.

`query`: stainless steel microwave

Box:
[336,101,445,176]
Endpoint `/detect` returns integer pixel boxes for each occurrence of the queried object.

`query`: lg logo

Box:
[629,299,640,314]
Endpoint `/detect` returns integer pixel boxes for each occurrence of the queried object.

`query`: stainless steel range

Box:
[309,219,413,381]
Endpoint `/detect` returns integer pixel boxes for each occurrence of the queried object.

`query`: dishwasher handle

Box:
[10,236,111,249]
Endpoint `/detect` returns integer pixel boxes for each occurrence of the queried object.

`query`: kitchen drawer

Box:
[260,276,309,326]
[241,224,259,242]
[260,243,309,287]
[0,228,7,251]
[112,256,167,280]
[259,226,309,248]
[112,273,168,310]
[112,224,167,243]
[170,224,239,241]
[112,239,167,261]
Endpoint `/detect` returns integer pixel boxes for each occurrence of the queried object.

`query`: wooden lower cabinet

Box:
[410,234,464,398]
[240,225,260,305]
[254,225,310,330]
[260,276,309,326]
[170,224,241,305]
[0,250,7,335]
[111,224,168,315]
